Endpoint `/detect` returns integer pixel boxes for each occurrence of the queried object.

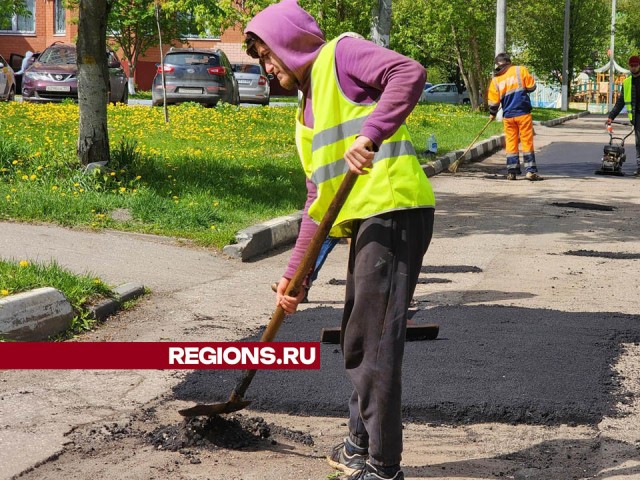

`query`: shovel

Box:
[179,170,359,417]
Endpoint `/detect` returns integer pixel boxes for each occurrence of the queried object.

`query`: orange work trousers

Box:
[504,113,534,155]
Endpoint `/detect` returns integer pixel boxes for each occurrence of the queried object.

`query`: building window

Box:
[0,0,36,33]
[54,0,66,34]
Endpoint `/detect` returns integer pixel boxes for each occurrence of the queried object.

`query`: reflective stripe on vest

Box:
[295,37,435,237]
[623,76,633,122]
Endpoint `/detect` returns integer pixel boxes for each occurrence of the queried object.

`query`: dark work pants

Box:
[341,207,435,467]
[635,124,640,166]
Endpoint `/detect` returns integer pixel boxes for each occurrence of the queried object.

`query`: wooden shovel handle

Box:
[231,171,358,400]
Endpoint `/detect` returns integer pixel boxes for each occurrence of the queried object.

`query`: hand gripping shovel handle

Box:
[448,117,494,173]
[228,171,358,403]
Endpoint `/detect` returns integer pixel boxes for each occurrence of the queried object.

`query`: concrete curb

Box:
[0,283,145,341]
[222,111,587,261]
[0,287,74,341]
[534,110,590,127]
[87,282,146,321]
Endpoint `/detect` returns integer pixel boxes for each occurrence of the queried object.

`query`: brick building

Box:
[0,1,293,94]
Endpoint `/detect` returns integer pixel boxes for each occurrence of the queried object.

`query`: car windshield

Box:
[165,53,219,66]
[39,46,76,65]
[232,64,261,74]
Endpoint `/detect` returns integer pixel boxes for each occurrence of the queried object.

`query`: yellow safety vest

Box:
[623,76,634,122]
[295,38,435,237]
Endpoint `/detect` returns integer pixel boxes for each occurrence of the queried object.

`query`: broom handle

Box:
[230,171,358,401]
[455,117,493,163]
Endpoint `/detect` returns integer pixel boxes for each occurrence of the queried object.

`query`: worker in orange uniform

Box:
[488,53,543,181]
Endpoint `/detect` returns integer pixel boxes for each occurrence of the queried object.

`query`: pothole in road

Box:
[563,250,640,260]
[551,202,616,211]
[147,414,314,452]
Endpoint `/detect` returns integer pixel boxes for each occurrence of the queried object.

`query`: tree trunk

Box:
[77,0,110,166]
[371,0,392,47]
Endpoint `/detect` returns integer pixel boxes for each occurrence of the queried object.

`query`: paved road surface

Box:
[2,114,640,479]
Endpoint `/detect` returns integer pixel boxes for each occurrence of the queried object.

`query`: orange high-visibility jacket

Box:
[488,65,536,118]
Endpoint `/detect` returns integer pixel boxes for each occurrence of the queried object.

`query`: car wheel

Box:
[262,98,270,106]
[120,88,128,105]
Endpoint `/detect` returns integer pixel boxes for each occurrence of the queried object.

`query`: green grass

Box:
[130,90,152,100]
[0,259,114,338]
[0,101,582,250]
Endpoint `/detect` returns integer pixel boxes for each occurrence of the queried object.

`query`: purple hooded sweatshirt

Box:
[245,0,426,280]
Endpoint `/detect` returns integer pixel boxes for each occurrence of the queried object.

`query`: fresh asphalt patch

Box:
[422,265,483,274]
[551,202,616,212]
[563,250,640,260]
[173,305,640,426]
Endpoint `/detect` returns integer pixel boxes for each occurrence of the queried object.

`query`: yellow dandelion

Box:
[51,186,58,191]
[73,182,80,187]
[93,279,102,285]
[5,195,10,201]
[119,187,126,192]
[11,160,18,165]
[110,172,116,177]
[1,289,9,296]
[19,260,30,268]
[29,174,37,181]
[21,175,28,180]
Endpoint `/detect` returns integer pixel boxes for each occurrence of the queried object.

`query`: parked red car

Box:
[22,42,128,104]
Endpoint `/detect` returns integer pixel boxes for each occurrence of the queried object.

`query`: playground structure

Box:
[571,59,630,113]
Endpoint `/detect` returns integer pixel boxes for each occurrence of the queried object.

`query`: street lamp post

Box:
[495,0,506,56]
[608,0,616,111]
[561,0,570,111]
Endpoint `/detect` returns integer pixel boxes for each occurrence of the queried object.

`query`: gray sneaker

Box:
[327,438,368,474]
[348,462,404,480]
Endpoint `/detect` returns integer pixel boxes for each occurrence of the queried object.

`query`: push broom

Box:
[448,117,494,173]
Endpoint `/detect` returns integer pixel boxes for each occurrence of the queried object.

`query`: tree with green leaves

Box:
[392,0,494,109]
[0,0,29,18]
[617,0,640,60]
[510,0,609,86]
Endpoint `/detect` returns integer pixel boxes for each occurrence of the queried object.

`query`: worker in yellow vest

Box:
[244,1,435,479]
[606,55,640,176]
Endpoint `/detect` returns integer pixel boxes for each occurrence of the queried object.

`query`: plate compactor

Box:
[595,124,634,176]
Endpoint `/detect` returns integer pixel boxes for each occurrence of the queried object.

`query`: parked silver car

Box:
[152,48,240,107]
[420,83,471,104]
[231,63,270,106]
[0,54,16,101]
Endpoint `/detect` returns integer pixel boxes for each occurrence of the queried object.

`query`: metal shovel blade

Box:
[178,399,252,417]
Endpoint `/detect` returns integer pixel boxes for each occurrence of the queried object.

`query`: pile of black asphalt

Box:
[173,304,640,426]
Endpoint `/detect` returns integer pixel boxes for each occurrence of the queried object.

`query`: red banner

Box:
[0,342,321,370]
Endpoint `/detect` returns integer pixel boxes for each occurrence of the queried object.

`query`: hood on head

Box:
[245,0,325,86]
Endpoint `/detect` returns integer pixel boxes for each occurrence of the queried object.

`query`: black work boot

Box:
[348,461,404,480]
[327,437,368,474]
